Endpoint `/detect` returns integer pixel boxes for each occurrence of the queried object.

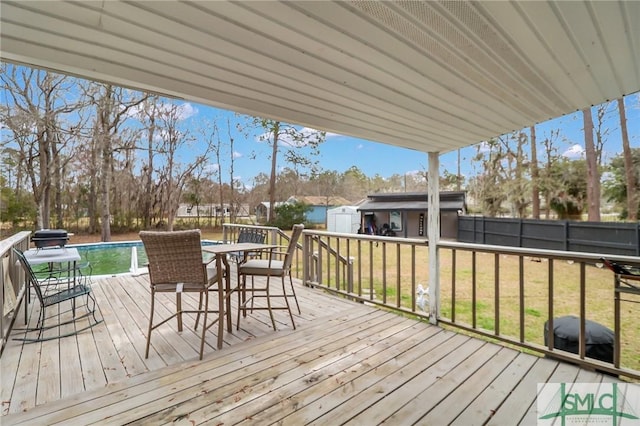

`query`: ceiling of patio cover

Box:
[1,1,639,153]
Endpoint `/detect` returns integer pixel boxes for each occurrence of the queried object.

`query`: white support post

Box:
[428,152,440,324]
[130,246,139,275]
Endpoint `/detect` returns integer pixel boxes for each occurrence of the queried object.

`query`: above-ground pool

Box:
[67,240,219,276]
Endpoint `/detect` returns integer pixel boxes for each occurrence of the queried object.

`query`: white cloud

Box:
[357,143,364,150]
[562,144,584,159]
[232,151,242,159]
[128,101,197,121]
[477,141,492,153]
[204,163,220,173]
[257,126,328,148]
[176,103,197,120]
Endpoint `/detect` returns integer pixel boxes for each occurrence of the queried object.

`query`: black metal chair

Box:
[228,228,268,263]
[12,248,102,342]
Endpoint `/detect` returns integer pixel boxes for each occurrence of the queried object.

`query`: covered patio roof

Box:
[358,191,466,211]
[1,1,639,154]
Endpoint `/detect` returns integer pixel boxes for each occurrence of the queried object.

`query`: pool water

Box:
[67,240,219,276]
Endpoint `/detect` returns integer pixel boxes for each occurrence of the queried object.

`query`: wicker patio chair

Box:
[140,229,226,360]
[12,248,101,342]
[236,224,303,330]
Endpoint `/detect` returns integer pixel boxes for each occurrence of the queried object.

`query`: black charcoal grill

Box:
[32,229,69,249]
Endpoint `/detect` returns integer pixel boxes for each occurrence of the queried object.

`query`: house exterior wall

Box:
[305,206,328,224]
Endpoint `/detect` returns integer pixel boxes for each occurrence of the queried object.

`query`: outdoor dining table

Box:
[202,242,278,332]
[22,247,82,320]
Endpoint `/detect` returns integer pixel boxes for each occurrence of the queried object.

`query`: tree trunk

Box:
[53,136,64,229]
[583,107,601,221]
[99,86,113,242]
[228,118,237,224]
[268,122,280,222]
[618,98,638,221]
[167,192,175,231]
[36,124,51,229]
[530,125,540,219]
[88,130,99,234]
[456,148,461,191]
[515,132,527,218]
[100,134,112,241]
[217,127,224,228]
[143,113,155,229]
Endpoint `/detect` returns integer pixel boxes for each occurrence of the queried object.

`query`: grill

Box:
[32,229,69,249]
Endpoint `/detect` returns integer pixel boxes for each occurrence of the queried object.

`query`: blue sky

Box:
[1,64,637,190]
[174,92,639,188]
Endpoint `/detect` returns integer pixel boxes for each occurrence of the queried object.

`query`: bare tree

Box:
[154,102,213,231]
[539,129,561,218]
[226,118,239,224]
[89,83,147,241]
[617,97,637,221]
[135,96,162,229]
[499,132,529,218]
[472,139,508,217]
[198,119,223,226]
[582,107,601,221]
[1,65,80,229]
[251,119,325,222]
[530,125,540,218]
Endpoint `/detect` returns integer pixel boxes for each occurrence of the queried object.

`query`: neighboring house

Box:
[254,201,286,223]
[255,196,352,225]
[357,191,466,239]
[176,203,251,218]
[286,196,353,225]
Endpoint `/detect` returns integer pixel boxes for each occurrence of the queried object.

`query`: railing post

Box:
[302,232,309,287]
[427,152,440,325]
[347,257,354,294]
[222,224,229,244]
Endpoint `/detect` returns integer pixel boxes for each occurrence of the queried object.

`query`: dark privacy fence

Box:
[458,216,640,256]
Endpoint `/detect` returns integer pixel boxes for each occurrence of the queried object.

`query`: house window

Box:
[390,211,402,231]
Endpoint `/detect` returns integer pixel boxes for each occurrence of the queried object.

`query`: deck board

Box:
[1,272,628,424]
[485,356,559,425]
[336,335,486,425]
[450,351,538,425]
[416,347,520,424]
[208,315,433,426]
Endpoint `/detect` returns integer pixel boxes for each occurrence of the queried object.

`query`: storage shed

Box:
[357,191,466,239]
[327,206,360,234]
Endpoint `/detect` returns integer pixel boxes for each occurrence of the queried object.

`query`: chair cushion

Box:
[151,265,221,291]
[239,259,284,276]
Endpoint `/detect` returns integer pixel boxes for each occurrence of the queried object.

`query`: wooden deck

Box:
[1,270,625,425]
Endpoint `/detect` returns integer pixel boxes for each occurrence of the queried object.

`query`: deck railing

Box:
[3,227,639,379]
[301,230,640,380]
[438,241,640,380]
[302,231,427,315]
[1,231,31,355]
